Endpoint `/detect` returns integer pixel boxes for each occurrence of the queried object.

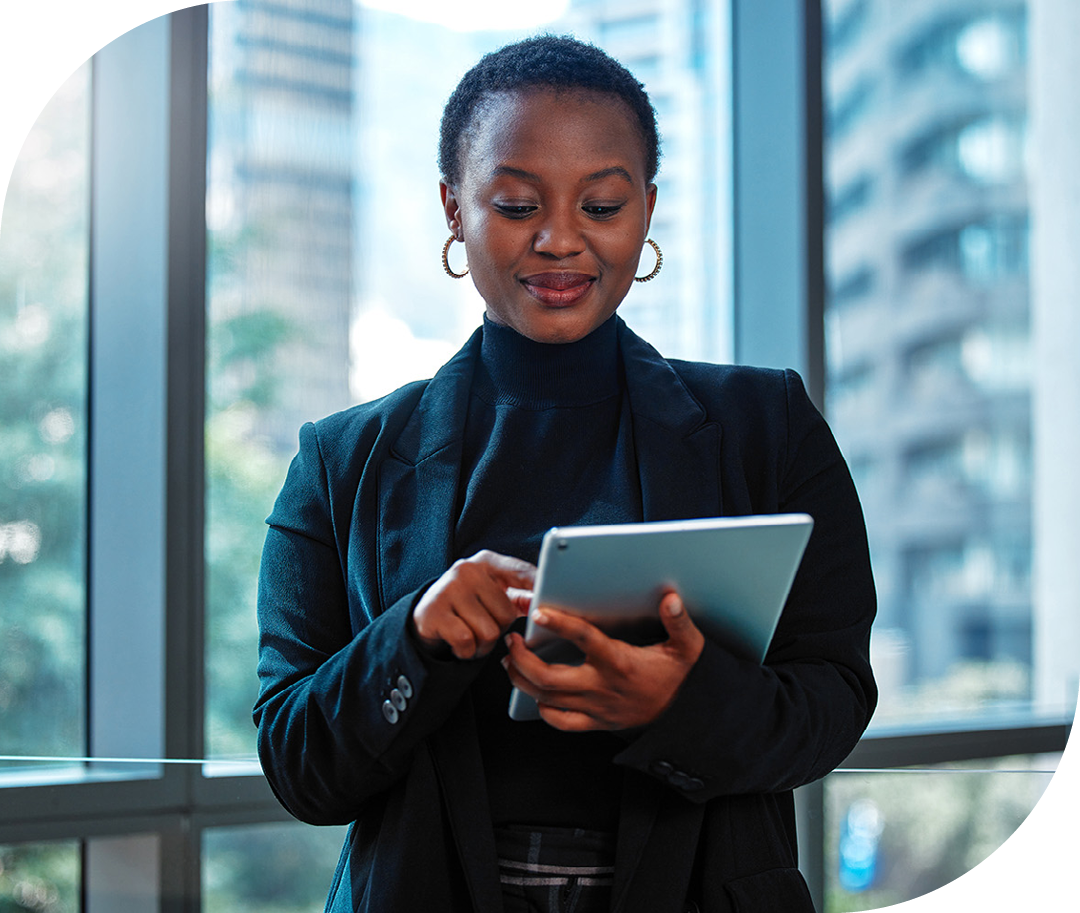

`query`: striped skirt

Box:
[494,826,617,913]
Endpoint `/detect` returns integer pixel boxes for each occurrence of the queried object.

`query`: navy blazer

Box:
[254,318,877,912]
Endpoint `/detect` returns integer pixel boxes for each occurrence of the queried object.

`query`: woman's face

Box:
[441,88,657,344]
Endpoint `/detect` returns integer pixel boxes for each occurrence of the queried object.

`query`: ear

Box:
[440,181,463,239]
[644,182,658,235]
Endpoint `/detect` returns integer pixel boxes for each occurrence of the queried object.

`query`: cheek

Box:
[468,222,524,273]
[603,231,647,273]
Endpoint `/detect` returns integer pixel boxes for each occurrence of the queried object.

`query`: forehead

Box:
[460,88,648,182]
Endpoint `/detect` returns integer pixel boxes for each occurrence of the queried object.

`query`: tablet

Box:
[507,513,814,721]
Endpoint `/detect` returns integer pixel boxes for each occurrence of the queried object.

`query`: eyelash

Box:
[493,203,625,219]
[582,204,623,219]
[494,204,537,218]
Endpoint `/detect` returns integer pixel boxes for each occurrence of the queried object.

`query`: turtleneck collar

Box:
[474,313,621,409]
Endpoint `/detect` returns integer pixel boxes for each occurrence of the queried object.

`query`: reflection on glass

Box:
[0,841,80,912]
[0,64,90,764]
[823,0,1076,725]
[203,822,347,913]
[824,755,1056,912]
[205,0,361,760]
[204,0,733,758]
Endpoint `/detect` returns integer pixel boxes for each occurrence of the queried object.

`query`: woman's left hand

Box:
[501,592,705,731]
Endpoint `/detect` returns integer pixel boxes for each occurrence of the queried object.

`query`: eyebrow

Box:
[584,166,634,185]
[490,165,635,185]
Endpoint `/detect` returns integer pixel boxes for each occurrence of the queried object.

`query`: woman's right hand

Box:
[411,550,536,660]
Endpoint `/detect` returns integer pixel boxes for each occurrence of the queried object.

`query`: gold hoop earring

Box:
[442,235,469,278]
[634,239,663,282]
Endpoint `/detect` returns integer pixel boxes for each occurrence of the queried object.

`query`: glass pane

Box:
[0,63,90,765]
[823,0,1078,726]
[823,755,1057,911]
[0,841,80,912]
[202,821,348,913]
[205,0,733,758]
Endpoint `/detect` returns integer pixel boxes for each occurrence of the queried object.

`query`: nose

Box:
[533,205,584,259]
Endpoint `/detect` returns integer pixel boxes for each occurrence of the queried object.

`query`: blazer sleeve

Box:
[253,421,485,825]
[613,369,877,800]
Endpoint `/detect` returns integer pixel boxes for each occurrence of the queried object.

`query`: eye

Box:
[493,203,537,218]
[582,203,625,219]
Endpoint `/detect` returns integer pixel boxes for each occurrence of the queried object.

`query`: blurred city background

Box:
[1,0,1076,910]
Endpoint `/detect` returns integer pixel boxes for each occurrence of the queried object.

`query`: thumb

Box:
[659,592,704,656]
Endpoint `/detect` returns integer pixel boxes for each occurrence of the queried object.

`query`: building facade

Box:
[823,0,1032,705]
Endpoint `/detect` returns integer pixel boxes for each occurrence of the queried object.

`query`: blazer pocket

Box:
[722,866,815,912]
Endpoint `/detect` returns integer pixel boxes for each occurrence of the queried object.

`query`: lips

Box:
[521,272,595,306]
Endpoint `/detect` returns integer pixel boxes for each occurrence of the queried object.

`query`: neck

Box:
[475,314,620,408]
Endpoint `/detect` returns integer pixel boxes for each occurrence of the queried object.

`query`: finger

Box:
[657,592,705,660]
[505,587,534,616]
[472,550,537,591]
[451,590,517,656]
[500,651,540,699]
[531,608,621,666]
[536,703,602,732]
[503,631,596,692]
[438,614,480,660]
[472,583,525,631]
[501,655,595,723]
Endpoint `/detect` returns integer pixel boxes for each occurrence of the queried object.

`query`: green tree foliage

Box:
[0,66,90,760]
[203,823,346,913]
[204,253,296,758]
[0,843,78,913]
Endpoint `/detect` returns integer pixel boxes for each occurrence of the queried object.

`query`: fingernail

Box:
[500,656,508,669]
[533,609,548,625]
[667,596,683,616]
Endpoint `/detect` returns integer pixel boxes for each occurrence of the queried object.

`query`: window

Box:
[896,9,1026,82]
[599,13,661,46]
[826,0,870,59]
[0,842,79,909]
[829,264,875,306]
[204,0,735,760]
[822,2,1075,902]
[900,215,1028,282]
[1,2,1072,909]
[828,174,873,224]
[0,61,90,767]
[827,77,875,139]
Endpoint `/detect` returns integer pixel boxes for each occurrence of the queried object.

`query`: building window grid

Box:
[0,2,1070,908]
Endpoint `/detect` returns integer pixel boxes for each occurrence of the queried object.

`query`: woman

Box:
[254,36,876,913]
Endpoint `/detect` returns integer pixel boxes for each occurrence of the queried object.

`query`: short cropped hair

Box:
[439,35,661,186]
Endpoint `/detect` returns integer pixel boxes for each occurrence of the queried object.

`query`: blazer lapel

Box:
[618,320,722,523]
[612,320,722,909]
[376,329,480,608]
[376,328,504,911]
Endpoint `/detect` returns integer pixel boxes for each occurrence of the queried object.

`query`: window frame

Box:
[0,3,1071,910]
[0,8,295,906]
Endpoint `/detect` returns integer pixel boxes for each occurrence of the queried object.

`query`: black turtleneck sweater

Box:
[455,314,643,830]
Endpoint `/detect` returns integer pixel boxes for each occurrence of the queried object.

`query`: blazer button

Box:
[390,688,407,711]
[381,700,399,724]
[669,771,704,791]
[397,675,414,699]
